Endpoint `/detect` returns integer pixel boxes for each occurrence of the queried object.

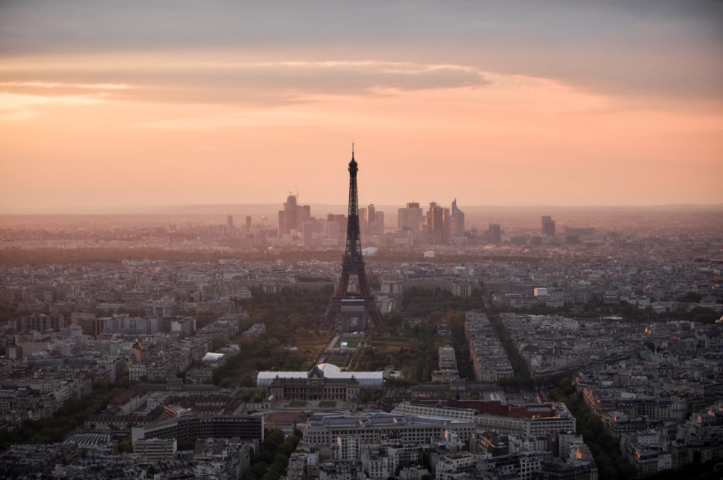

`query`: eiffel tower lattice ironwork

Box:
[321,148,383,330]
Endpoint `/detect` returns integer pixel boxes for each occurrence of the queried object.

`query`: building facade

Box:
[267,365,360,402]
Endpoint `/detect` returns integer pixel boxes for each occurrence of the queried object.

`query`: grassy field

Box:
[318,401,337,408]
[372,336,409,348]
[370,336,410,356]
[289,401,307,407]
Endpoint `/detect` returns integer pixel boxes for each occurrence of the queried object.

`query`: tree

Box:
[678,291,702,303]
[239,374,255,387]
[263,428,284,451]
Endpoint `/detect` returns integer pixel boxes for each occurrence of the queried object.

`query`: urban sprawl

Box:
[0,198,722,480]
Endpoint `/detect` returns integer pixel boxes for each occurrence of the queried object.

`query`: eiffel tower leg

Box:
[357,268,371,295]
[321,299,340,330]
[336,267,351,296]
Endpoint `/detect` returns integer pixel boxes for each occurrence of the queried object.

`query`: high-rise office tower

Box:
[427,202,444,244]
[374,211,385,236]
[278,211,286,235]
[398,202,424,233]
[302,221,314,247]
[443,208,452,244]
[227,215,233,229]
[541,216,556,236]
[245,216,252,232]
[278,194,311,234]
[298,205,311,225]
[282,194,297,234]
[327,220,340,240]
[488,223,502,245]
[365,204,376,236]
[327,214,348,239]
[451,199,465,237]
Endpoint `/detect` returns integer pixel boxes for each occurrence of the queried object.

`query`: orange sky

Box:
[1,2,722,213]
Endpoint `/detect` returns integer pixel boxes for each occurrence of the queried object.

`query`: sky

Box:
[1,1,722,213]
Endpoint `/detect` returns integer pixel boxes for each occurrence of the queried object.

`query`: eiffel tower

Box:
[321,147,383,331]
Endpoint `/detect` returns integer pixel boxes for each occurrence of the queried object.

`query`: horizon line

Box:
[2,202,723,217]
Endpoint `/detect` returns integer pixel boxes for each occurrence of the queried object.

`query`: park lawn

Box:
[289,401,307,407]
[369,336,409,357]
[371,336,408,348]
[297,338,329,349]
[318,401,337,408]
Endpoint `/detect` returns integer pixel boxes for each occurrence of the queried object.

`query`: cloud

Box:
[0,61,492,107]
[0,90,107,121]
[0,110,35,121]
[1,1,721,103]
[0,81,129,90]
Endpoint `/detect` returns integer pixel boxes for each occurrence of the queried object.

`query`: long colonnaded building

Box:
[392,401,576,437]
[303,413,475,447]
[380,277,478,297]
[131,414,263,445]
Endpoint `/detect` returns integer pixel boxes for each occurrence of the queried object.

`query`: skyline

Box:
[1,1,722,213]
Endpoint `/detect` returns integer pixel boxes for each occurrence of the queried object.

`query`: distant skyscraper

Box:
[327,220,340,240]
[328,213,348,239]
[298,204,311,225]
[541,216,556,236]
[278,211,286,234]
[365,204,376,236]
[427,202,444,244]
[282,194,297,234]
[442,208,451,244]
[278,194,310,234]
[302,221,314,247]
[488,223,502,245]
[451,199,465,237]
[246,215,252,231]
[227,215,233,229]
[398,202,423,233]
[374,211,385,236]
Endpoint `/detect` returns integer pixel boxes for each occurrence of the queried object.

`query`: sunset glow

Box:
[1,2,722,213]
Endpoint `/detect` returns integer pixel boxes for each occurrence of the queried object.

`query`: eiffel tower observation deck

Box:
[321,147,383,331]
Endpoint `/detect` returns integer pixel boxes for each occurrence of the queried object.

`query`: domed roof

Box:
[316,363,342,374]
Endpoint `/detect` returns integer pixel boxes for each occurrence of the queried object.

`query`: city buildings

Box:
[466,312,514,382]
[0,201,721,478]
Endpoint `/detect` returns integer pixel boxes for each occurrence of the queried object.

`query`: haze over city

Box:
[1,1,722,213]
[3,3,723,479]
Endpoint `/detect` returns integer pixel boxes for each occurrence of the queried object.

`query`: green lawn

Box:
[318,401,337,408]
[372,336,408,348]
[289,400,307,407]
